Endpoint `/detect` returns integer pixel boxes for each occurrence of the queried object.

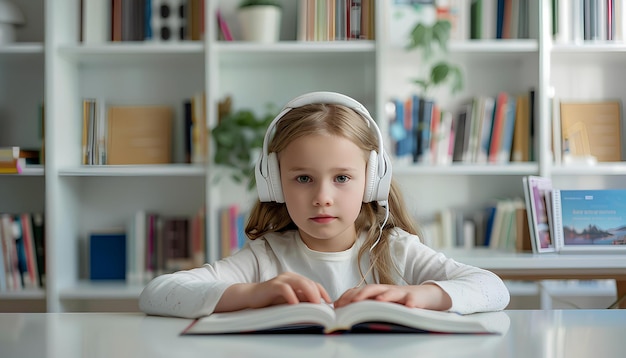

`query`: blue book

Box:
[497,96,517,163]
[477,96,495,163]
[90,232,127,280]
[551,189,626,253]
[411,94,420,160]
[391,98,408,157]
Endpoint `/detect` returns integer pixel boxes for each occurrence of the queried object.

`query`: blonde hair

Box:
[245,103,419,284]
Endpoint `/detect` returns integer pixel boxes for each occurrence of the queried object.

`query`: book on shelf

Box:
[89,230,127,281]
[515,206,533,252]
[181,301,510,335]
[522,176,556,253]
[558,100,622,163]
[216,10,233,41]
[511,92,531,162]
[107,105,173,165]
[126,207,205,284]
[81,0,110,44]
[0,213,45,291]
[551,189,626,253]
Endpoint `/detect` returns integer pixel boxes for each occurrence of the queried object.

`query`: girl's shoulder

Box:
[389,227,420,241]
[388,228,427,249]
[247,230,299,250]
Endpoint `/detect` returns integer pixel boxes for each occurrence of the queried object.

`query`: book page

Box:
[183,303,335,334]
[333,300,497,334]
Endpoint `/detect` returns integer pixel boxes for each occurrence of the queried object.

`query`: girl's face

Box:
[279,133,367,252]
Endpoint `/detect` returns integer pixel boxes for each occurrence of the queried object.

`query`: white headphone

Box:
[254,91,392,205]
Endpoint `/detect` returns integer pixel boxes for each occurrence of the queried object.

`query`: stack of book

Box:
[0,147,40,174]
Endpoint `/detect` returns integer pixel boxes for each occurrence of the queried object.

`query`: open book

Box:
[181,300,510,335]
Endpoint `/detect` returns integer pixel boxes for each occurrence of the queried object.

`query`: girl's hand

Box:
[215,272,331,312]
[334,283,452,311]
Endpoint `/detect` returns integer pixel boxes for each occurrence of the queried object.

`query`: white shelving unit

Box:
[1,0,623,312]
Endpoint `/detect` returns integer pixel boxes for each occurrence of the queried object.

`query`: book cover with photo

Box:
[522,176,555,253]
[551,189,626,252]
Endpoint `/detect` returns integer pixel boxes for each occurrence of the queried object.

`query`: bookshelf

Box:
[1,0,625,312]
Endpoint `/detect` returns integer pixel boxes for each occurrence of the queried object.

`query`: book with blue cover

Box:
[551,189,626,253]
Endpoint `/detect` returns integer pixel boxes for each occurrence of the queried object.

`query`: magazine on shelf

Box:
[551,189,626,253]
[522,176,556,253]
[181,301,510,335]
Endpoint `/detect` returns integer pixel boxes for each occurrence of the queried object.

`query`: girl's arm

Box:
[335,232,510,314]
[401,238,511,314]
[139,247,261,318]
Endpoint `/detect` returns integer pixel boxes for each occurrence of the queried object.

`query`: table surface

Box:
[1,309,625,358]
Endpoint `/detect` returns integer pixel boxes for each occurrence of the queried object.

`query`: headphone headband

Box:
[255,91,392,204]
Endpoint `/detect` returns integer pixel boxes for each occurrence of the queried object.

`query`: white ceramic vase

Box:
[0,0,25,44]
[237,5,281,43]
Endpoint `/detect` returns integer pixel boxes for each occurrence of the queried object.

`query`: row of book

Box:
[388,90,534,165]
[81,0,205,43]
[88,208,207,283]
[523,176,626,254]
[420,197,531,252]
[296,0,375,41]
[467,0,534,40]
[81,94,208,166]
[387,0,533,47]
[552,0,626,43]
[0,213,45,292]
[88,204,249,284]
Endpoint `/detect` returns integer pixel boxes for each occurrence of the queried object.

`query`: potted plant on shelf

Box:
[212,96,277,190]
[237,0,282,43]
[406,14,463,96]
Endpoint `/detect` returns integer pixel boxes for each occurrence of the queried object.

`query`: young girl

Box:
[139,91,510,318]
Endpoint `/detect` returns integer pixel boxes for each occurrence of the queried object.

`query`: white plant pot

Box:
[0,23,16,44]
[237,6,281,43]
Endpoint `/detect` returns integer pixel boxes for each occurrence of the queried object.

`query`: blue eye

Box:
[296,175,311,183]
[336,175,349,183]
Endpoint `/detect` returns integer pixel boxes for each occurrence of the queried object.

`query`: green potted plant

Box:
[237,0,282,43]
[406,15,463,96]
[212,97,277,190]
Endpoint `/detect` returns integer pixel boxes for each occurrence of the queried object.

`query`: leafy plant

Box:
[212,100,277,190]
[406,17,463,96]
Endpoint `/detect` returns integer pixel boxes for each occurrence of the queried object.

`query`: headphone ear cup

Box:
[255,154,271,202]
[267,152,284,203]
[363,151,379,203]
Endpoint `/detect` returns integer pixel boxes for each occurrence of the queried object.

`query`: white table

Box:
[1,310,625,358]
[444,248,626,307]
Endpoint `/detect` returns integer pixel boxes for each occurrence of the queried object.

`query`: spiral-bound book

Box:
[551,189,626,253]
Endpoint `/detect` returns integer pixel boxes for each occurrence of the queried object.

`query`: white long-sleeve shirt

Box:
[139,228,510,318]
